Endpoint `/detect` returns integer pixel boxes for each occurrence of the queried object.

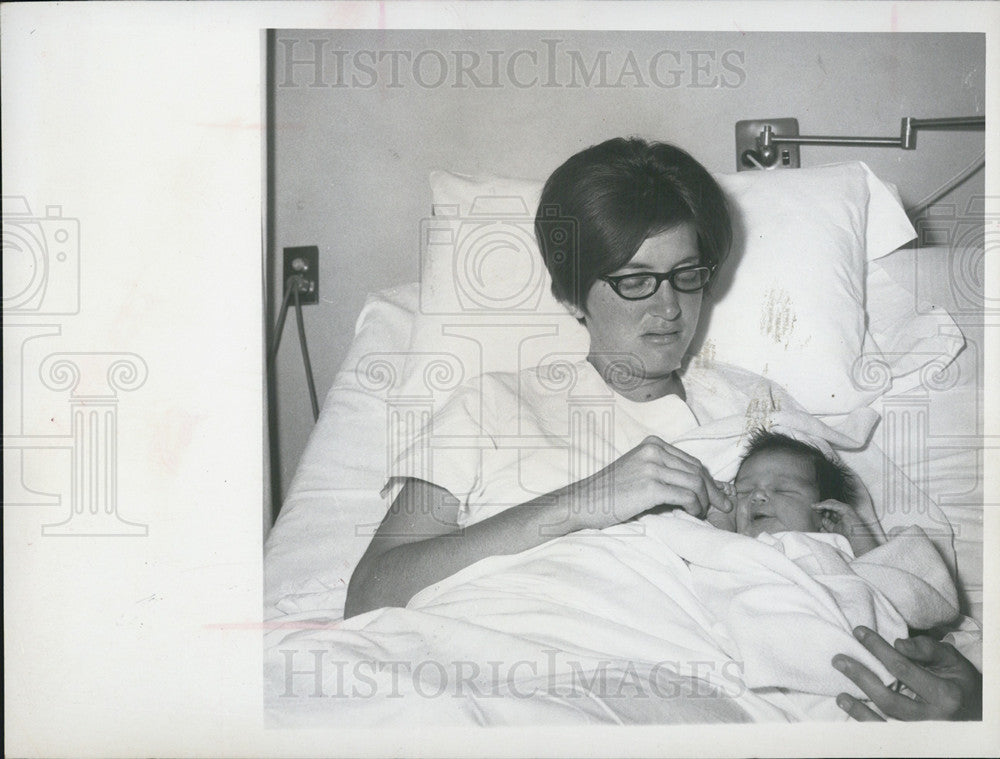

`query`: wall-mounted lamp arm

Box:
[752,116,984,167]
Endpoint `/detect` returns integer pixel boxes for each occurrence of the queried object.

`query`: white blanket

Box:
[265,516,793,726]
[265,509,950,725]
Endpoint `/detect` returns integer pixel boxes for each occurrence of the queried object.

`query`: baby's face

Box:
[734,449,823,538]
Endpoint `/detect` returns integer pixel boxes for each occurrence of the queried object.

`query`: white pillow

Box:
[403,163,917,414]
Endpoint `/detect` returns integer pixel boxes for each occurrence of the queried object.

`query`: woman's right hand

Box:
[572,435,733,531]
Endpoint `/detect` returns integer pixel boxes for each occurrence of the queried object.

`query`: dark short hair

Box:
[534,137,732,312]
[737,428,856,505]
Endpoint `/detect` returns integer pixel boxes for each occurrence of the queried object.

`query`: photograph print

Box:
[262,27,988,731]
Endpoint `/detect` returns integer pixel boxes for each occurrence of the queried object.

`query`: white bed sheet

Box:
[264,282,419,618]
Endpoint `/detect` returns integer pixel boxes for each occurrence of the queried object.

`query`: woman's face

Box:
[575,223,703,400]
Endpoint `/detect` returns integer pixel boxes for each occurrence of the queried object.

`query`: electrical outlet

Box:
[735,118,800,171]
[282,246,319,305]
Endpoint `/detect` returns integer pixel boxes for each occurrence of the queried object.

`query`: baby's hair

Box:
[738,428,857,505]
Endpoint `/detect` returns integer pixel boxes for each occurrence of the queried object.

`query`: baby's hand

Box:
[716,480,737,499]
[811,499,882,556]
[706,480,737,532]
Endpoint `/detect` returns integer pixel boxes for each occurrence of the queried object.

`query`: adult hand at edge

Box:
[832,626,982,721]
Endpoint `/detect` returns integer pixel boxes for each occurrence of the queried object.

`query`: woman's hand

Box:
[573,435,733,531]
[811,499,884,556]
[833,626,982,721]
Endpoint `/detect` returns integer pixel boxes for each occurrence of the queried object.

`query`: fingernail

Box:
[832,656,847,672]
[836,694,851,710]
[853,626,868,641]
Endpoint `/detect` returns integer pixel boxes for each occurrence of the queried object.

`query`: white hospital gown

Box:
[388,357,791,527]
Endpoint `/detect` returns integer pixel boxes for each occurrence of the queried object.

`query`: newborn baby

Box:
[656,427,961,715]
[727,428,881,556]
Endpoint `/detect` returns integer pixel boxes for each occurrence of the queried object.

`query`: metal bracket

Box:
[736,118,800,171]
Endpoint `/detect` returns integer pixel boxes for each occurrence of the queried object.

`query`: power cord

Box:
[269,274,320,421]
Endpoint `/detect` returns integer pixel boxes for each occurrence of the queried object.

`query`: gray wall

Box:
[270,30,985,508]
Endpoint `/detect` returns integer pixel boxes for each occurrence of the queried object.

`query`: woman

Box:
[345,137,979,720]
[348,138,732,615]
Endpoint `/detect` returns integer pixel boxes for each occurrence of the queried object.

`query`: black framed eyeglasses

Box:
[599,264,715,300]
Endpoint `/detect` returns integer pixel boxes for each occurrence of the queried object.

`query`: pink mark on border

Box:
[378,1,386,30]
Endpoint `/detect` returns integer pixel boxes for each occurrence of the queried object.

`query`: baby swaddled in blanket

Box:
[392,420,962,722]
[645,427,961,719]
[395,425,961,722]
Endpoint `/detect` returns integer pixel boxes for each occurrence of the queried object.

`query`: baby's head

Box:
[734,429,855,538]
